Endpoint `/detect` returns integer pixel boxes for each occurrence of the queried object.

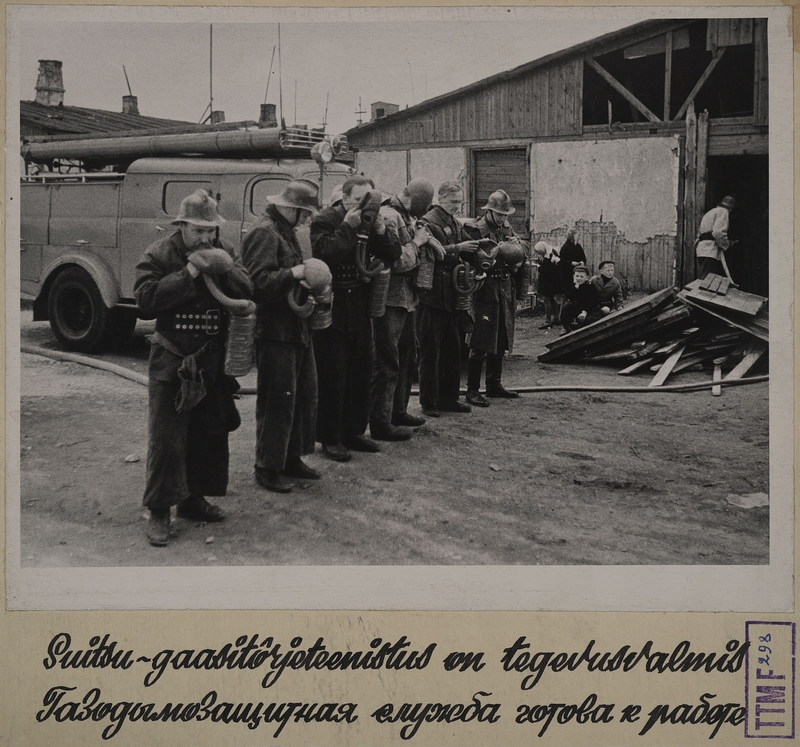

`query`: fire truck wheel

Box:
[48,266,115,353]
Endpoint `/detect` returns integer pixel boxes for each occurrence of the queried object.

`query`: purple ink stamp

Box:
[745,621,796,738]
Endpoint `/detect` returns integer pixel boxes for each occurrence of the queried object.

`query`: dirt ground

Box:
[17,304,769,567]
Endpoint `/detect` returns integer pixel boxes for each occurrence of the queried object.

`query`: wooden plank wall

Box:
[533,221,676,293]
[350,59,582,148]
[706,18,754,49]
[753,18,769,126]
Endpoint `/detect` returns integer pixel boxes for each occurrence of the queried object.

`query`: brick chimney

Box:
[122,95,139,115]
[35,60,65,107]
[259,103,278,128]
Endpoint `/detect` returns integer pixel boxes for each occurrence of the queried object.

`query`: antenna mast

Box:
[278,24,285,128]
[355,97,366,126]
[122,65,133,96]
[263,46,276,105]
[209,25,214,119]
[321,92,329,130]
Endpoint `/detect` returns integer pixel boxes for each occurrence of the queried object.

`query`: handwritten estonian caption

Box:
[36,633,748,740]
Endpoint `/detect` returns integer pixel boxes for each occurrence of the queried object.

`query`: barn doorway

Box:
[705,155,768,296]
[471,148,528,236]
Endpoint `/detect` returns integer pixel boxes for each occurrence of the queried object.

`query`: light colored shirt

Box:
[696,206,731,261]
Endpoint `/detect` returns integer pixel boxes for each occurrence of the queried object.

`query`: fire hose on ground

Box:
[20,343,768,396]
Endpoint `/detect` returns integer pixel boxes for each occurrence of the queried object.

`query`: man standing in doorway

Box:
[417,182,481,418]
[311,175,401,462]
[696,195,737,279]
[370,179,435,440]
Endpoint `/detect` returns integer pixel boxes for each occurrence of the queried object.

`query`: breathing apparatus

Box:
[352,190,390,317]
[286,258,334,330]
[202,275,257,377]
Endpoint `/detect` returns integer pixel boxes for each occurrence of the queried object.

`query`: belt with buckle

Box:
[172,309,221,334]
[488,268,510,280]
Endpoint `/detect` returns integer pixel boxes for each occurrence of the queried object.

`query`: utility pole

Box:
[355,97,366,126]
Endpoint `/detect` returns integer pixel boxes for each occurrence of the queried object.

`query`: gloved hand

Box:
[188,248,235,275]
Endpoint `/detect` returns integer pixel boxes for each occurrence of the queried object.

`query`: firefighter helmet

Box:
[481,189,515,215]
[171,189,226,227]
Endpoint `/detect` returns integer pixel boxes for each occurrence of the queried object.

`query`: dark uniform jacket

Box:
[134,231,252,382]
[241,205,311,347]
[418,205,469,312]
[462,216,525,355]
[311,203,400,333]
[564,281,601,313]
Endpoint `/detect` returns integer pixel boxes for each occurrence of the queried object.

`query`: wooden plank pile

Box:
[538,275,768,389]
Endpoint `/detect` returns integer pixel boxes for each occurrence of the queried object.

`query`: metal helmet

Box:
[481,189,515,216]
[171,189,226,227]
[268,179,320,215]
[719,195,737,210]
[497,240,526,266]
[404,178,434,218]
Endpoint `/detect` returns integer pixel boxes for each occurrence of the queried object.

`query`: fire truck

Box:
[20,127,352,352]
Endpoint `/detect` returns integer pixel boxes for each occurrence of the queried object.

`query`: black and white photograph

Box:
[6,5,793,611]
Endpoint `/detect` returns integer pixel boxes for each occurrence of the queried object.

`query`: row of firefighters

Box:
[135,176,546,546]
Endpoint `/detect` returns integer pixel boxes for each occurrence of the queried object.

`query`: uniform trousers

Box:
[417,304,462,409]
[255,338,317,471]
[370,306,417,426]
[143,378,229,508]
[313,323,373,445]
[698,256,725,279]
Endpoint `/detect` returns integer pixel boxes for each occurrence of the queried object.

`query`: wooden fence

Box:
[532,220,676,294]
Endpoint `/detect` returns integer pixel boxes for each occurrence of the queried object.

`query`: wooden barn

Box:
[346,18,769,296]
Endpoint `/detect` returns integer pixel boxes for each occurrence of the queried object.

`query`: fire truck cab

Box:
[20,157,352,352]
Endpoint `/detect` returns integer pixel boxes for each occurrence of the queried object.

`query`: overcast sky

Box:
[12,7,647,135]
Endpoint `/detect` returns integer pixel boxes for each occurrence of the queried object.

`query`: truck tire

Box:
[47,266,115,352]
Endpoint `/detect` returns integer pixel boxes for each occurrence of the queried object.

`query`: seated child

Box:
[560,263,602,333]
[532,241,563,328]
[591,260,624,315]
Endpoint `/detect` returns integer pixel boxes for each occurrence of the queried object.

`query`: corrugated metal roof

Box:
[20,100,194,136]
[347,19,688,138]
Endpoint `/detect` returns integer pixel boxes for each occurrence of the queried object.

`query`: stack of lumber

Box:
[538,275,768,389]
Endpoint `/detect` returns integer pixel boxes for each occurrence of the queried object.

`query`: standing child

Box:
[533,241,563,328]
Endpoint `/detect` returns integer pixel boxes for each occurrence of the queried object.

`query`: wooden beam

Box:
[585,56,661,123]
[684,102,697,275]
[724,342,767,380]
[663,31,673,120]
[712,364,722,396]
[696,109,708,213]
[673,48,726,121]
[648,343,687,387]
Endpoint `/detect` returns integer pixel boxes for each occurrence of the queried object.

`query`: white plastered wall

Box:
[530,135,681,242]
[353,150,407,196]
[409,147,467,202]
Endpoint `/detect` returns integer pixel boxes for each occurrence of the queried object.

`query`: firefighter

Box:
[463,189,527,405]
[310,175,401,461]
[241,180,321,493]
[134,190,253,547]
